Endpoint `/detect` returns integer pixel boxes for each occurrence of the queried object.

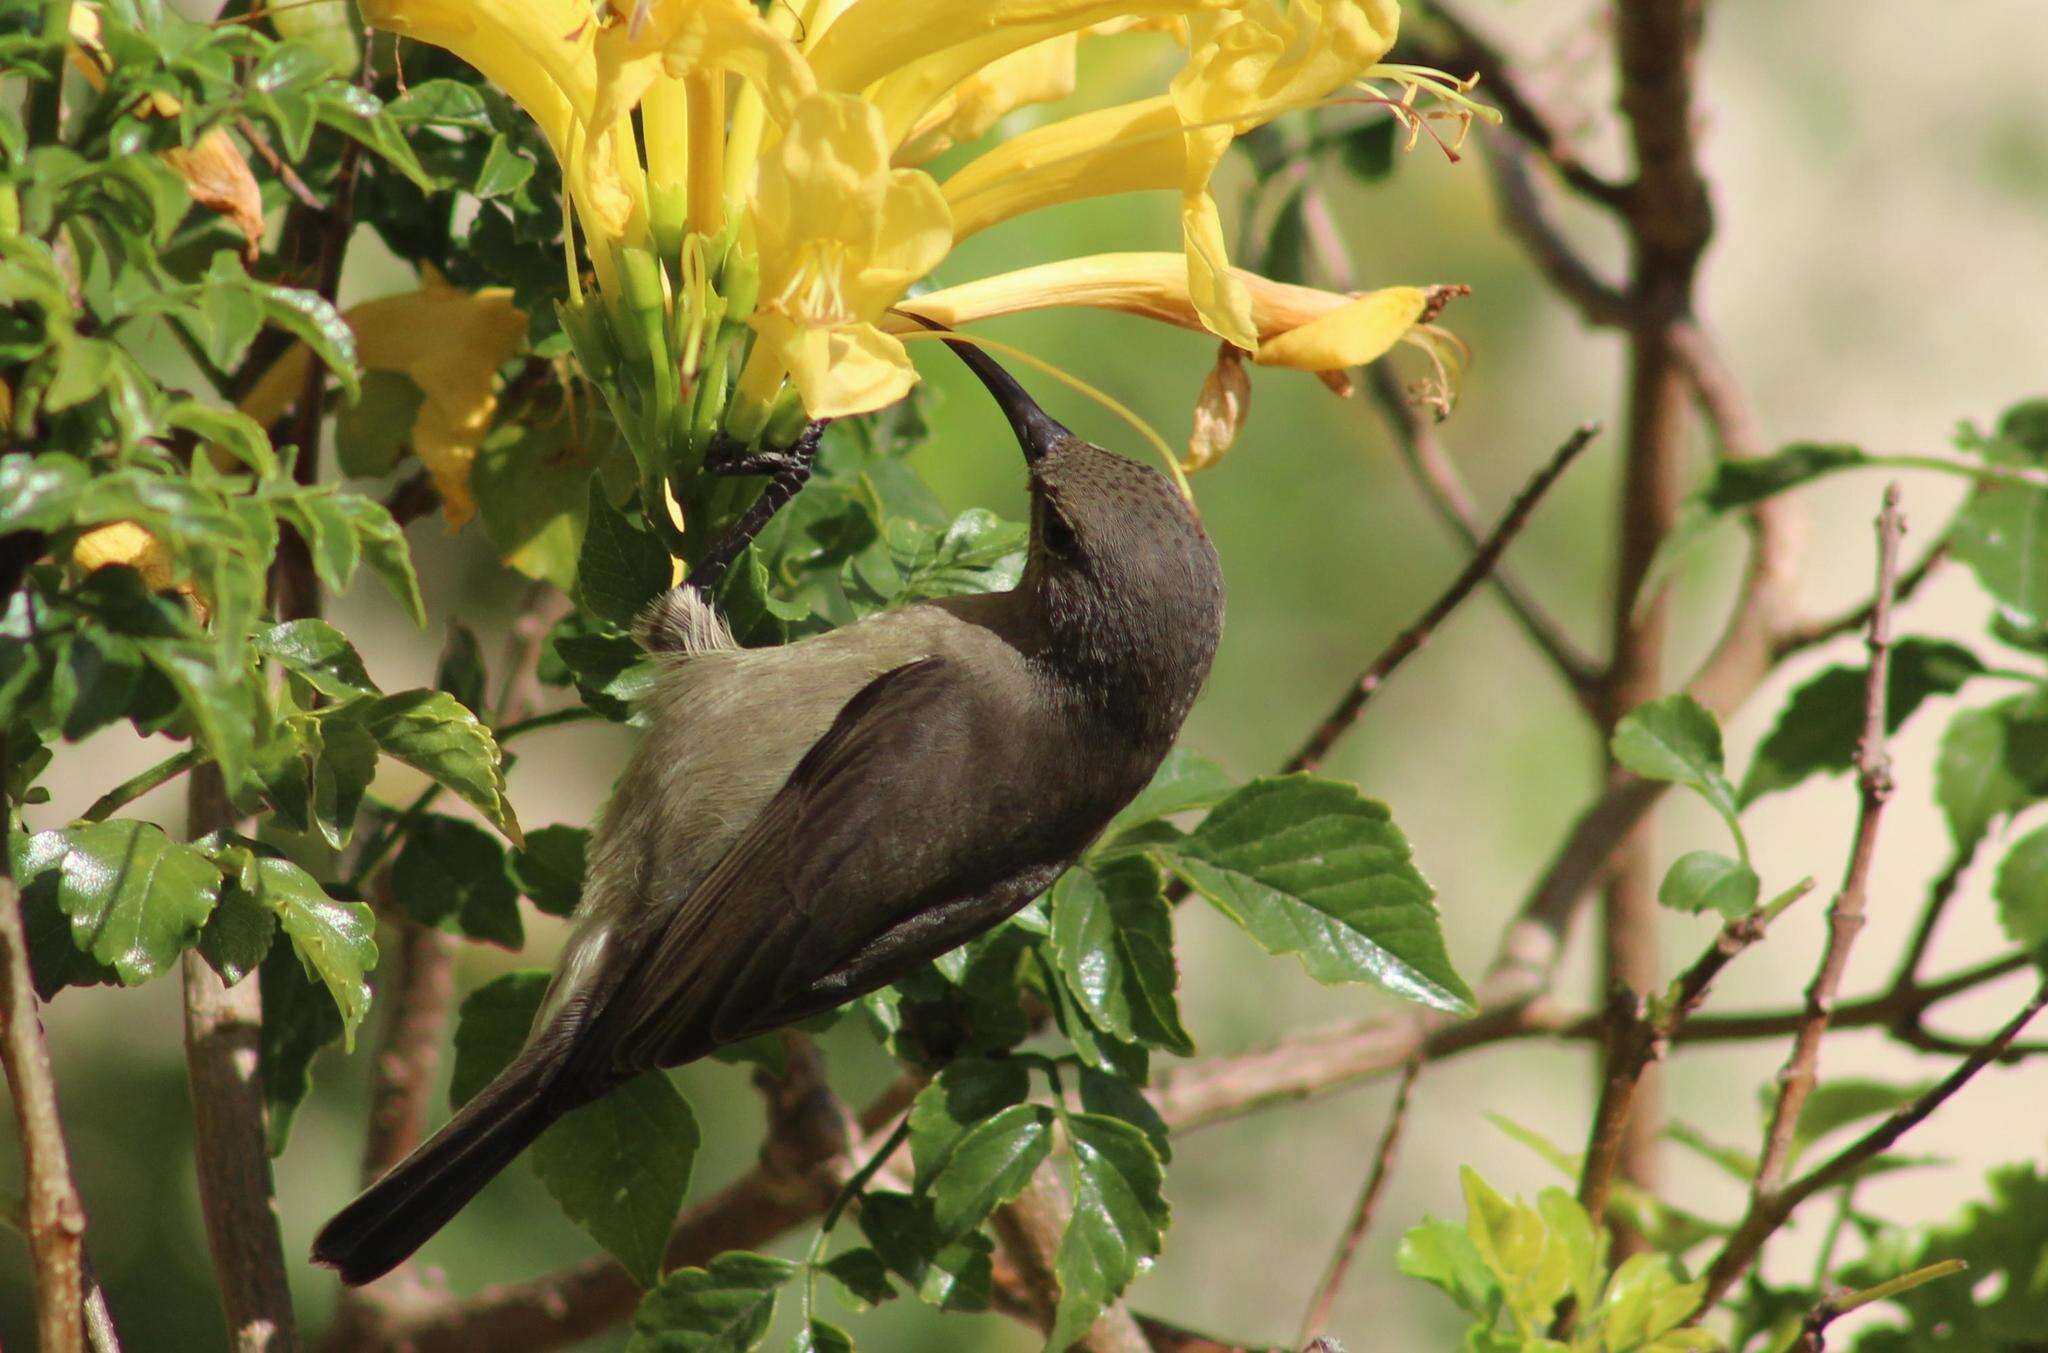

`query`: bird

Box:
[312,330,1227,1285]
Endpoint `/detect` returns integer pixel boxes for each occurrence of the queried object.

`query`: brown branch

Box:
[1298,1060,1421,1345]
[0,817,90,1350]
[1287,421,1599,773]
[235,115,325,214]
[1889,842,1980,995]
[354,879,455,1187]
[1365,363,1604,703]
[1477,131,1631,327]
[1752,488,1906,1198]
[1575,881,1812,1230]
[1698,976,2048,1313]
[185,763,299,1351]
[1405,4,1627,207]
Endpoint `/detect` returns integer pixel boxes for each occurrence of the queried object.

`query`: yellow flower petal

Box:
[591,0,814,134]
[888,252,1421,369]
[896,33,1078,166]
[942,96,1183,242]
[1253,286,1426,370]
[757,315,920,418]
[238,276,528,530]
[72,522,178,592]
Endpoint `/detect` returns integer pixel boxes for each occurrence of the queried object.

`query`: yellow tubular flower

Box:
[1170,0,1400,346]
[896,33,1079,167]
[885,252,1425,371]
[360,0,646,259]
[590,0,815,141]
[744,94,952,418]
[942,97,1185,241]
[242,273,529,529]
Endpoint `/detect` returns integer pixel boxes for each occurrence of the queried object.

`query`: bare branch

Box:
[1753,488,1907,1197]
[354,883,456,1187]
[0,830,90,1351]
[1478,132,1631,327]
[1698,976,2048,1312]
[1298,1060,1422,1345]
[184,764,299,1352]
[1365,363,1605,703]
[1287,421,1600,773]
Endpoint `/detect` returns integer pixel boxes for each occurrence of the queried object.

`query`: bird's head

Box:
[927,324,1225,737]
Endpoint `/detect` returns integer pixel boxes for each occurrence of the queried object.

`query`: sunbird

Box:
[314,334,1226,1284]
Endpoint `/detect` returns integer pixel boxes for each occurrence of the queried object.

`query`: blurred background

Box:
[9,0,2048,1347]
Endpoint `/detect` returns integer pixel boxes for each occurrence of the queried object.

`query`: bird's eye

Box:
[1041,507,1079,558]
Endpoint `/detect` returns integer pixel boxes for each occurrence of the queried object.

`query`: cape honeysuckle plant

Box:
[5,0,2048,1351]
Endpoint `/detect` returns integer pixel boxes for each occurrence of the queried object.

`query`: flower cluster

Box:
[363,0,1466,487]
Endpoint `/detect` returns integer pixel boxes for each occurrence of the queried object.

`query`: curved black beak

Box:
[902,312,1067,465]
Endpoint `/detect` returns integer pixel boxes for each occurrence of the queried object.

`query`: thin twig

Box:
[1575,880,1814,1230]
[235,115,326,213]
[1365,363,1604,703]
[1773,544,1949,659]
[184,763,299,1351]
[1888,843,1979,996]
[0,781,91,1351]
[1298,1060,1422,1345]
[1698,977,2048,1313]
[1287,421,1600,773]
[1478,131,1631,326]
[81,746,203,822]
[1753,487,1907,1197]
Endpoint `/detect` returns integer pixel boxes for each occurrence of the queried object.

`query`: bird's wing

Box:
[585,655,1063,1074]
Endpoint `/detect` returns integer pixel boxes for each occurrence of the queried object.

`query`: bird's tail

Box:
[311,1040,574,1286]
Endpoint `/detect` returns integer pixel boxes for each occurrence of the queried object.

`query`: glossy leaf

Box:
[578,480,673,627]
[358,689,522,843]
[1049,858,1193,1053]
[1657,850,1760,918]
[625,1251,797,1352]
[253,619,379,699]
[1160,775,1473,1013]
[1047,1113,1169,1351]
[907,1059,1030,1190]
[13,820,221,986]
[928,1102,1054,1240]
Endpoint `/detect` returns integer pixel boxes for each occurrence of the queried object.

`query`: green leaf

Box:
[253,619,378,699]
[1049,858,1193,1054]
[1657,850,1761,918]
[1841,1161,2048,1352]
[1951,474,2048,624]
[1740,639,1984,805]
[329,493,427,626]
[626,1251,797,1352]
[1095,748,1235,855]
[790,1320,854,1353]
[1397,1217,1501,1318]
[1613,694,1747,857]
[894,509,1027,602]
[907,1058,1030,1190]
[391,814,524,949]
[1047,1113,1169,1352]
[197,883,275,988]
[1595,1254,1706,1351]
[578,479,673,627]
[1935,702,2038,850]
[235,851,378,1048]
[929,1102,1055,1241]
[259,283,361,402]
[510,825,588,917]
[13,821,220,986]
[454,974,697,1286]
[312,84,434,190]
[358,689,522,843]
[1993,823,2048,953]
[258,935,342,1155]
[1160,775,1474,1013]
[856,1192,993,1312]
[819,1248,896,1311]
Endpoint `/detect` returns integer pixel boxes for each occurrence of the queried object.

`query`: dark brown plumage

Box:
[312,336,1225,1285]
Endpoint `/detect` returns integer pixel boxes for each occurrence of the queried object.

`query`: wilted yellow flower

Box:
[1186,341,1249,471]
[241,271,528,528]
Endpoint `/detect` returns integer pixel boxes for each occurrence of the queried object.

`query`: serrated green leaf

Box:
[578,479,672,626]
[1993,823,2048,953]
[233,852,377,1048]
[819,1248,896,1311]
[1613,695,1737,821]
[260,283,360,401]
[14,820,220,985]
[258,934,342,1155]
[435,621,488,715]
[1397,1216,1500,1319]
[929,1102,1054,1241]
[254,619,378,698]
[907,1059,1030,1190]
[510,824,588,917]
[1095,748,1235,855]
[625,1251,798,1352]
[1049,858,1192,1054]
[1161,775,1473,1013]
[1658,850,1760,918]
[1047,1113,1169,1351]
[856,1192,993,1312]
[1741,639,1984,805]
[1952,476,2048,625]
[197,882,275,987]
[391,813,524,949]
[454,974,697,1286]
[359,689,521,843]
[1935,701,2038,850]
